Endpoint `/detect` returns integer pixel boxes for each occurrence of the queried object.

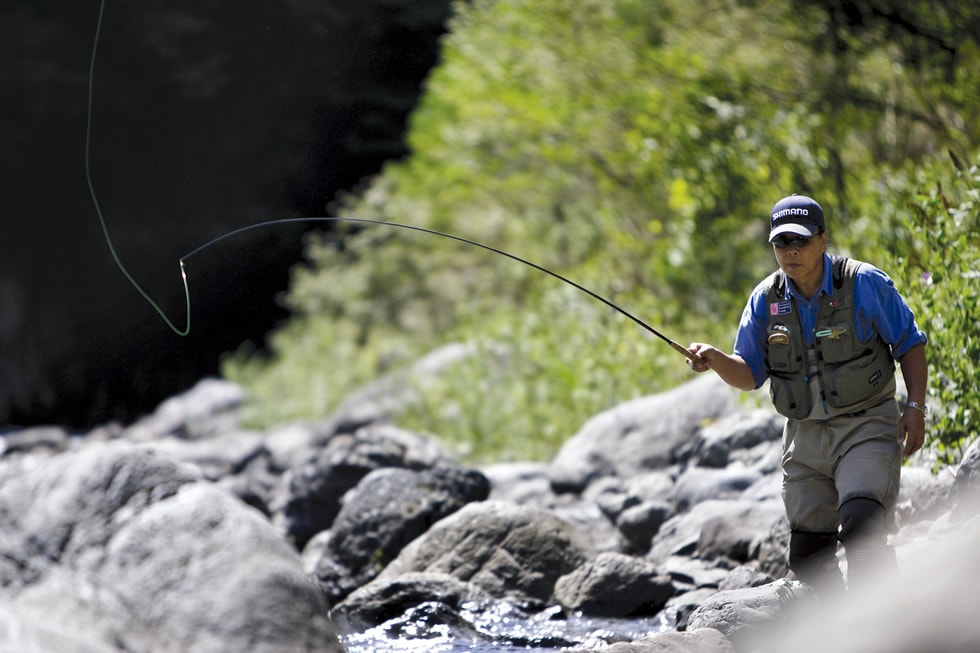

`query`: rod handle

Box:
[669,340,699,362]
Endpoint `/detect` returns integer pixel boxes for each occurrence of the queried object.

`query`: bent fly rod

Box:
[177,217,697,361]
[85,0,696,362]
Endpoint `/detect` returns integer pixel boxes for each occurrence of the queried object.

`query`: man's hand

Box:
[897,344,928,458]
[685,343,757,391]
[899,406,926,458]
[686,342,720,373]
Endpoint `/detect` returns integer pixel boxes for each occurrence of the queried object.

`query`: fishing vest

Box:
[764,255,895,420]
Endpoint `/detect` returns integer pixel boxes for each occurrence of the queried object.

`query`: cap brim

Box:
[769,223,818,242]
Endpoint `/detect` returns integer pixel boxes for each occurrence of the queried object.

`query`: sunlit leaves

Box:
[867,153,980,467]
[226,0,980,464]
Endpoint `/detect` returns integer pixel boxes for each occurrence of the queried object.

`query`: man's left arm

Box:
[854,266,928,457]
[898,342,928,458]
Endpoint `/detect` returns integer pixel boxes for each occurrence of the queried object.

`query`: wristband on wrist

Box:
[905,400,928,415]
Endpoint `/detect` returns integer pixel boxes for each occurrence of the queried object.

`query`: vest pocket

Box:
[769,374,811,419]
[815,322,855,363]
[822,344,894,408]
[766,323,801,372]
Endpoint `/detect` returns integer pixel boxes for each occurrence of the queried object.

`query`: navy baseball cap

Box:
[768,195,825,242]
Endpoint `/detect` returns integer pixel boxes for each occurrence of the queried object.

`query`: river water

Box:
[338,600,673,652]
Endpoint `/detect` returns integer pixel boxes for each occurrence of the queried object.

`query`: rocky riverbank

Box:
[2,363,978,652]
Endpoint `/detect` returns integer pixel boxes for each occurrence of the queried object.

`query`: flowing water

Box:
[338,601,674,652]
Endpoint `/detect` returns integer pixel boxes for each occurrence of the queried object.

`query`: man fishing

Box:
[686,194,928,593]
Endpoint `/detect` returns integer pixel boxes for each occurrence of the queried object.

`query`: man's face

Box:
[772,231,828,288]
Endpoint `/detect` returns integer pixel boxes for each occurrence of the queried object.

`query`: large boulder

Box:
[686,579,812,642]
[553,552,675,617]
[272,424,457,548]
[0,441,341,652]
[313,465,490,603]
[548,376,737,493]
[591,472,677,553]
[330,571,495,632]
[376,500,593,603]
[690,409,784,469]
[669,466,764,512]
[695,503,789,564]
[648,499,786,566]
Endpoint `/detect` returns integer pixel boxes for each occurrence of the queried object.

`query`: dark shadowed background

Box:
[1,0,451,429]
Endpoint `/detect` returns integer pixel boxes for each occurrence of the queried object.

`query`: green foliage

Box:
[225,0,980,464]
[398,288,698,463]
[868,152,980,466]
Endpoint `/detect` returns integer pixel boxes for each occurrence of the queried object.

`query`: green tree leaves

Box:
[873,153,980,465]
[225,0,980,464]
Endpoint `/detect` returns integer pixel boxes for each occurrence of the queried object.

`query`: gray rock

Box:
[0,425,69,457]
[124,377,244,441]
[313,465,490,603]
[592,627,736,652]
[895,465,954,528]
[0,602,116,653]
[215,442,283,515]
[717,565,775,590]
[0,443,201,579]
[548,376,737,493]
[377,500,592,603]
[258,421,331,471]
[554,552,675,617]
[625,471,677,503]
[330,571,495,632]
[691,410,784,469]
[686,579,812,640]
[662,556,732,591]
[0,442,341,652]
[951,438,980,520]
[663,588,720,632]
[592,476,644,520]
[739,471,781,502]
[754,518,792,579]
[616,501,674,553]
[588,472,678,553]
[728,439,783,474]
[695,501,787,563]
[272,423,456,548]
[648,499,784,566]
[488,469,627,552]
[550,492,626,553]
[589,472,676,520]
[483,461,555,506]
[142,428,269,481]
[669,466,764,511]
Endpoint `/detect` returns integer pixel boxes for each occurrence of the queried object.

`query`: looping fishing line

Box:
[86,0,696,361]
[86,0,190,335]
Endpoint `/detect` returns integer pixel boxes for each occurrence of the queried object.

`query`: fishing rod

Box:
[180,217,697,361]
[85,0,696,362]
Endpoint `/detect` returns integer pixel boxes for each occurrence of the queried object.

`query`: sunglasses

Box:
[772,234,813,249]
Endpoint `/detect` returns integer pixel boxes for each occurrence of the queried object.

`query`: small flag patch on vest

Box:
[770,301,792,315]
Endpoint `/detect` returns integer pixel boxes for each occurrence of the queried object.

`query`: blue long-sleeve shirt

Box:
[733,253,927,390]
